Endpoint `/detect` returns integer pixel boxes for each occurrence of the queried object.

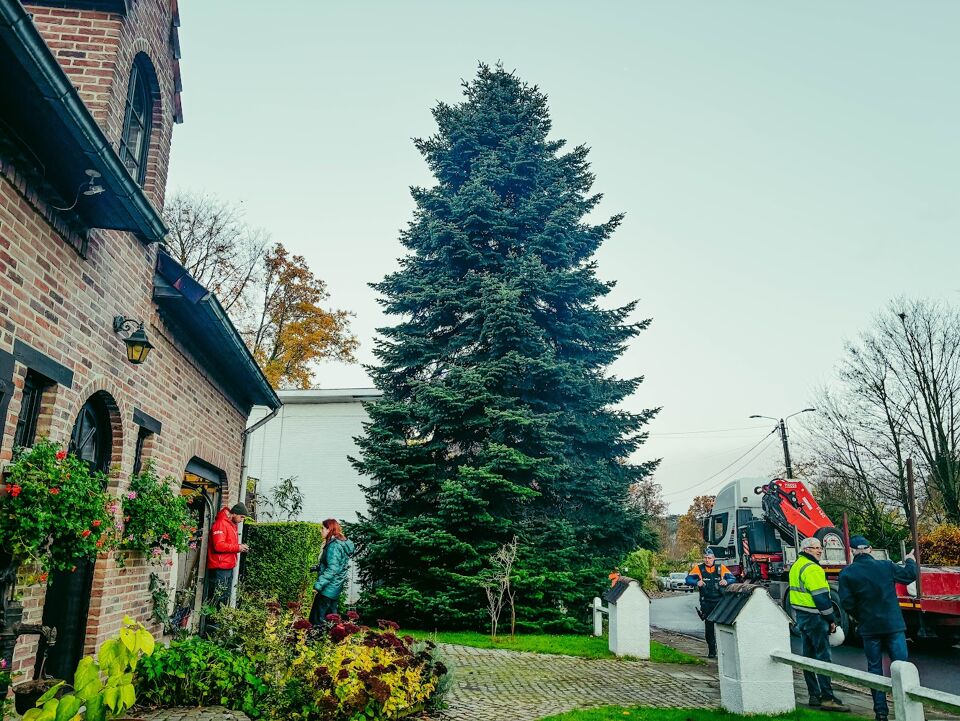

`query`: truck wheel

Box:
[781,595,801,637]
[814,526,846,556]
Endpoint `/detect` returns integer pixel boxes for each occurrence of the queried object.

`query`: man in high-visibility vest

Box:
[790,537,850,712]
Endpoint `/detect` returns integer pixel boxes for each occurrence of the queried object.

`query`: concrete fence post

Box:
[592,597,604,637]
[892,661,925,721]
[605,578,650,659]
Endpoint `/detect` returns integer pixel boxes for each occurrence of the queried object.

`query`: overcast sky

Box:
[168,1,960,514]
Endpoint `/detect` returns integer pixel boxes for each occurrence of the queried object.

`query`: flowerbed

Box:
[135,599,448,720]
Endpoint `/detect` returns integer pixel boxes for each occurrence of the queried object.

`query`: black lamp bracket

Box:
[113,315,143,335]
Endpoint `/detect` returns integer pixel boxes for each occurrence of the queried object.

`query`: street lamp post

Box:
[748,408,816,478]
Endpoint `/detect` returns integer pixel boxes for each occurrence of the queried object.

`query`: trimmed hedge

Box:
[241,521,325,603]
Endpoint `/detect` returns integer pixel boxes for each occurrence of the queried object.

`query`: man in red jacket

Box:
[205,503,249,614]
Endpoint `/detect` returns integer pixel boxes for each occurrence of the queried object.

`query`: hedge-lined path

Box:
[430,632,718,721]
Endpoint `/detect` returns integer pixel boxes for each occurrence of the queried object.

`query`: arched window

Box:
[69,394,112,474]
[119,57,154,186]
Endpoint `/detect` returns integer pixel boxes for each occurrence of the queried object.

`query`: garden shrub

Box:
[135,636,270,718]
[163,599,448,720]
[241,521,325,604]
[619,548,658,592]
[919,524,960,565]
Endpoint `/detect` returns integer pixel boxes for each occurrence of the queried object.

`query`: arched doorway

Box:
[173,458,224,634]
[40,393,115,680]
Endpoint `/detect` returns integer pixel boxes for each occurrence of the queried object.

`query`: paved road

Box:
[651,593,960,695]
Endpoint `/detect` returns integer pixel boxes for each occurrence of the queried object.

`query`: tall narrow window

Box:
[119,59,153,186]
[14,370,53,448]
[133,426,152,475]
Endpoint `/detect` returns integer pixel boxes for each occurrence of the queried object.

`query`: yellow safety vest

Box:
[788,555,831,614]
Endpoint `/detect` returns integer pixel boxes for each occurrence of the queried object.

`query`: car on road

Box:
[667,572,693,592]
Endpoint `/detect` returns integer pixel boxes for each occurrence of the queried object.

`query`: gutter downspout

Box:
[230,404,280,607]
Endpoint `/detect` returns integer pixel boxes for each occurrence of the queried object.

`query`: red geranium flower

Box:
[91,520,102,527]
[9,484,21,498]
[49,487,60,495]
[55,450,67,461]
[81,529,91,538]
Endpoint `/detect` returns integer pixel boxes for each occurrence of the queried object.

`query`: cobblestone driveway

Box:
[431,638,718,721]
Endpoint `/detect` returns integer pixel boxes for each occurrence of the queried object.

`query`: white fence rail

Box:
[769,650,960,721]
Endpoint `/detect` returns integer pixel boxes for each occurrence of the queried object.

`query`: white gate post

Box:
[892,661,925,721]
[592,597,604,637]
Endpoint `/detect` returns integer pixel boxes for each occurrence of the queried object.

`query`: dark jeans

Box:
[796,611,836,701]
[202,568,234,637]
[863,631,909,716]
[701,600,718,654]
[309,593,339,627]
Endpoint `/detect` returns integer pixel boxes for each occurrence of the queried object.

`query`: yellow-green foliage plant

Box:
[23,616,155,721]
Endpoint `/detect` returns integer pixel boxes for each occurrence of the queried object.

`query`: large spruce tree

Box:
[351,65,659,631]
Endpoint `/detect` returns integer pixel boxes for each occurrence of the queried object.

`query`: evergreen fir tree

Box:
[351,65,660,631]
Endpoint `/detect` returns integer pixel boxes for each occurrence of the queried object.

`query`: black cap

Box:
[230,502,249,516]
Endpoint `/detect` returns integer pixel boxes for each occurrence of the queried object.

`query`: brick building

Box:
[0,0,280,680]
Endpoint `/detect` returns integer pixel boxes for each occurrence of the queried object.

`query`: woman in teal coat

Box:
[308,518,355,626]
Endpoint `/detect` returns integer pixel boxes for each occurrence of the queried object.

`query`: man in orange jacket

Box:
[685,548,736,658]
[206,503,250,613]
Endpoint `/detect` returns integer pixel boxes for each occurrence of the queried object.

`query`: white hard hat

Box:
[828,626,845,647]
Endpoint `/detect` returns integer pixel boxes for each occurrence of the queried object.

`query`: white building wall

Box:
[244,389,380,525]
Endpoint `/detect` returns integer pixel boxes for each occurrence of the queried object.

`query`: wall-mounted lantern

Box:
[113,316,154,365]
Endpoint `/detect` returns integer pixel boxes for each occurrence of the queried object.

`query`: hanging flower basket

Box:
[0,440,114,575]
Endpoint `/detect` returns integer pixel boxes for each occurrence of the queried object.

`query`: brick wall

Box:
[25,0,180,208]
[2,1,250,674]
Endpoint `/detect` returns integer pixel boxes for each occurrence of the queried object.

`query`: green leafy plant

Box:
[0,440,114,575]
[22,616,154,721]
[121,461,196,559]
[619,548,659,592]
[240,521,325,604]
[135,636,270,718]
[1,657,19,719]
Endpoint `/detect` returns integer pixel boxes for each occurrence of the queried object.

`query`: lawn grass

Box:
[406,630,703,664]
[536,707,872,721]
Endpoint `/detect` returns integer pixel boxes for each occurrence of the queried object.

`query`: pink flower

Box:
[107,502,119,514]
[188,542,197,550]
[151,548,162,557]
[55,450,66,461]
[165,559,173,567]
[0,658,6,669]
[126,491,137,500]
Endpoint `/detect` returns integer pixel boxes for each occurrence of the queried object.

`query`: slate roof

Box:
[706,583,761,625]
[603,576,639,604]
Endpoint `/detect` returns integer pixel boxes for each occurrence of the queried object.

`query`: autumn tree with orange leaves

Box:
[248,244,358,388]
[162,192,357,388]
[675,495,715,560]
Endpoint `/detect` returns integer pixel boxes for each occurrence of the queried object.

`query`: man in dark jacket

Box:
[838,536,917,721]
[685,548,736,658]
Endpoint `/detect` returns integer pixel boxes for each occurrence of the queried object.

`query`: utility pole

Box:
[778,418,793,479]
[749,408,815,479]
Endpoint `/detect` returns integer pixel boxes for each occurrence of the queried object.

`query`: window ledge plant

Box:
[120,461,197,565]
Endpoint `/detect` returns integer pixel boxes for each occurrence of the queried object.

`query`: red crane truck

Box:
[701,477,960,646]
